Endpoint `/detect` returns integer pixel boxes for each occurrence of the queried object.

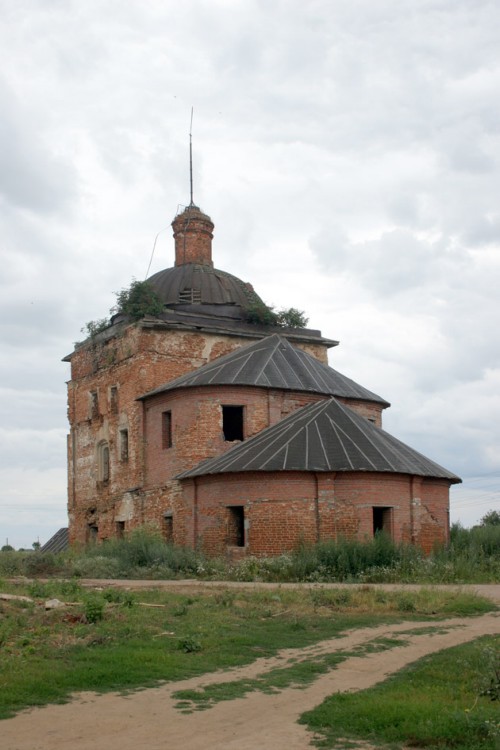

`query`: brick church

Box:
[64,201,460,555]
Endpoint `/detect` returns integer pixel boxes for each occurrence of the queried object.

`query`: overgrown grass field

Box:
[0,579,494,723]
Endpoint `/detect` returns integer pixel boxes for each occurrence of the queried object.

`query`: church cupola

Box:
[172,205,214,268]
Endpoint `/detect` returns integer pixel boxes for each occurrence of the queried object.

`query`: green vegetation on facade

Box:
[81,279,164,339]
[246,301,309,328]
[80,278,310,340]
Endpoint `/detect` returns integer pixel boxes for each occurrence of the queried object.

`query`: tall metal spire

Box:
[189,107,195,207]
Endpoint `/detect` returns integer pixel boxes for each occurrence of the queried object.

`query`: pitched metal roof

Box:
[176,397,461,483]
[139,334,389,405]
[40,528,69,554]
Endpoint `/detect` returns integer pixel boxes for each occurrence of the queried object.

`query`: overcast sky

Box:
[1,0,499,549]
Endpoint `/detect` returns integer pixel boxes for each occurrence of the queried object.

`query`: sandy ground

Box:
[2,583,500,750]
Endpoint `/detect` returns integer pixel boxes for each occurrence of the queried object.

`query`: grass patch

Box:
[301,635,500,750]
[172,637,406,712]
[0,582,494,720]
[173,654,346,711]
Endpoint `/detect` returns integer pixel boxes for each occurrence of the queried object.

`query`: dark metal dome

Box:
[147,263,265,315]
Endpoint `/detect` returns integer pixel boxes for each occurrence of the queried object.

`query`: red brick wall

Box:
[336,397,385,427]
[66,320,435,552]
[179,470,450,556]
[67,322,333,544]
[172,208,214,267]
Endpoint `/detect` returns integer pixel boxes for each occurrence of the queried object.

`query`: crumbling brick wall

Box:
[66,322,333,544]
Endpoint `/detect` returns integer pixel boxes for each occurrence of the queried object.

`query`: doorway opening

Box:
[373,506,393,537]
[227,506,245,547]
[163,513,173,543]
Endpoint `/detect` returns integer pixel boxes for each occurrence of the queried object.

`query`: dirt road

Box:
[3,583,499,750]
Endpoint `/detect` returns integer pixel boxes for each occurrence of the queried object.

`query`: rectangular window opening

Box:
[98,442,110,483]
[373,506,393,537]
[162,514,173,543]
[119,429,129,462]
[103,445,110,481]
[110,386,118,414]
[162,411,172,449]
[227,506,245,547]
[90,391,99,419]
[222,405,244,442]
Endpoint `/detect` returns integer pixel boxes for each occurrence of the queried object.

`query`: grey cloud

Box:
[462,215,500,247]
[311,228,437,295]
[0,427,66,470]
[0,79,76,214]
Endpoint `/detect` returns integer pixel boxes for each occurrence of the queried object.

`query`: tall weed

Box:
[2,522,499,583]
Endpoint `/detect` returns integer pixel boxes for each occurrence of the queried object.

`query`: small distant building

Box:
[64,202,460,555]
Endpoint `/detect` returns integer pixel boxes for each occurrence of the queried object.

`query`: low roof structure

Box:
[40,528,69,554]
[177,397,461,482]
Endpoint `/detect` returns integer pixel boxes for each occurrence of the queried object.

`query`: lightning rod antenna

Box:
[189,107,195,206]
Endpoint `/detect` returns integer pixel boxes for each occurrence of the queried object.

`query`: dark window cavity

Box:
[222,405,244,442]
[90,391,99,419]
[119,428,129,462]
[163,513,173,543]
[162,411,172,449]
[97,441,110,482]
[87,524,98,543]
[227,506,245,547]
[373,506,393,537]
[110,386,118,414]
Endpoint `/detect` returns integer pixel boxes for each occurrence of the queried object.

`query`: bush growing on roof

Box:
[276,307,309,328]
[246,302,308,328]
[113,279,164,320]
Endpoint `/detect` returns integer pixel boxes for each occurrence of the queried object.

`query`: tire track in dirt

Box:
[3,610,499,750]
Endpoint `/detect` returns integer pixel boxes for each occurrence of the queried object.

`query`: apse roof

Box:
[176,397,461,483]
[139,334,389,405]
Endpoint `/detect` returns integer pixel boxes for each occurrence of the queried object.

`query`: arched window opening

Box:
[97,441,110,483]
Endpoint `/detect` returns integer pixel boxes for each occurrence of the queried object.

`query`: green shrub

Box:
[0,551,26,576]
[68,555,122,579]
[177,636,202,653]
[102,589,135,607]
[113,280,164,320]
[84,597,105,624]
[23,553,60,577]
